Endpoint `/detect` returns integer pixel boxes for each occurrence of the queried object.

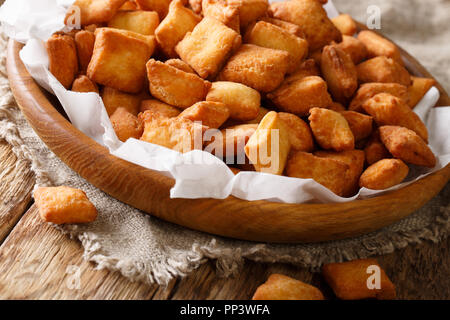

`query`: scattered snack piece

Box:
[321,45,358,102]
[339,111,373,141]
[244,21,309,74]
[165,59,195,74]
[252,274,324,300]
[71,75,99,93]
[267,76,332,117]
[258,17,305,38]
[219,44,289,93]
[357,56,411,87]
[136,0,172,19]
[205,124,258,159]
[268,0,342,51]
[108,10,160,35]
[87,28,155,93]
[102,87,142,116]
[176,17,242,79]
[335,35,368,65]
[74,30,96,73]
[202,0,240,32]
[146,59,211,108]
[228,0,269,28]
[46,34,78,89]
[283,59,320,83]
[34,186,98,224]
[110,107,144,142]
[244,111,291,175]
[206,81,260,121]
[278,112,314,152]
[360,159,409,190]
[358,30,403,65]
[322,259,396,300]
[331,14,357,36]
[408,77,436,108]
[326,101,346,112]
[178,101,230,128]
[349,82,410,113]
[362,93,428,142]
[379,126,436,168]
[155,0,201,57]
[286,151,350,196]
[140,99,181,118]
[309,108,355,152]
[364,131,392,165]
[65,0,127,26]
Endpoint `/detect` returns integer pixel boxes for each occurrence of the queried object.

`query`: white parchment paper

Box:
[1,0,449,204]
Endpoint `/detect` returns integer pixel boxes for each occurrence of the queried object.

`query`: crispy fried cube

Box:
[218,44,289,93]
[339,111,373,142]
[102,86,143,116]
[87,28,155,93]
[258,17,305,39]
[139,110,207,152]
[244,21,309,74]
[155,0,201,57]
[146,59,211,108]
[66,0,127,26]
[283,59,320,83]
[286,151,350,196]
[34,186,98,224]
[110,107,144,142]
[408,77,436,108]
[309,108,355,151]
[364,130,392,165]
[268,0,342,51]
[175,17,242,79]
[362,93,428,142]
[206,81,260,121]
[71,75,99,93]
[108,10,160,35]
[360,159,409,190]
[74,30,95,73]
[349,82,409,113]
[278,112,314,152]
[335,35,368,66]
[228,0,269,28]
[244,112,291,175]
[326,101,346,112]
[245,107,270,125]
[268,76,332,117]
[189,0,203,13]
[357,57,411,86]
[140,99,181,118]
[331,14,357,36]
[178,101,230,128]
[358,30,403,65]
[119,1,138,10]
[205,124,258,159]
[379,126,436,168]
[165,59,195,74]
[322,259,396,300]
[136,0,172,19]
[46,34,78,89]
[252,274,324,300]
[202,0,240,32]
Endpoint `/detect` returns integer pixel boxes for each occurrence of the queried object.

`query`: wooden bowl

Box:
[7,38,450,243]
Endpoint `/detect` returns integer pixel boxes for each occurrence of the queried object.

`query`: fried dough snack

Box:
[252,274,324,300]
[408,76,436,108]
[228,0,269,28]
[362,93,428,142]
[140,99,181,118]
[205,124,258,159]
[246,107,270,125]
[46,34,78,89]
[101,86,143,116]
[202,0,240,32]
[278,112,314,152]
[331,14,357,36]
[65,0,126,26]
[110,107,144,142]
[74,30,95,73]
[335,35,368,65]
[164,59,195,74]
[119,1,138,10]
[309,108,355,152]
[364,130,392,165]
[108,10,160,35]
[357,56,411,86]
[72,75,99,93]
[136,0,172,19]
[339,111,373,142]
[326,101,346,112]
[358,30,403,65]
[322,259,396,300]
[283,59,320,83]
[34,186,98,224]
[360,159,409,190]
[258,17,305,38]
[379,126,436,168]
[178,101,230,128]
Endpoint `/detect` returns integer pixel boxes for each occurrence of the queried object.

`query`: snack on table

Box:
[46,34,78,89]
[360,159,409,190]
[252,274,324,300]
[356,56,411,86]
[34,186,98,224]
[178,101,230,128]
[110,107,144,142]
[357,30,403,65]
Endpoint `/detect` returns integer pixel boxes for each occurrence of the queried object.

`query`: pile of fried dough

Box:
[45,0,437,197]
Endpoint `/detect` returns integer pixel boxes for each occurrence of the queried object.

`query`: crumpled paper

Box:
[1,0,449,204]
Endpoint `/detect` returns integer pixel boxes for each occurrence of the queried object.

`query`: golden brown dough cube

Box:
[268,0,342,51]
[146,59,211,108]
[119,1,138,10]
[278,112,314,152]
[228,0,269,28]
[66,0,127,26]
[339,111,373,142]
[258,17,305,39]
[165,59,195,74]
[110,107,144,142]
[286,151,350,196]
[335,35,368,66]
[189,0,203,14]
[267,76,332,117]
[102,86,143,116]
[108,10,160,35]
[205,124,258,159]
[155,0,201,57]
[322,259,396,300]
[358,30,403,65]
[87,28,155,93]
[74,30,95,73]
[202,0,240,32]
[349,82,409,113]
[140,99,181,118]
[244,21,309,74]
[206,81,260,121]
[244,111,291,175]
[364,130,392,165]
[408,77,436,108]
[178,101,230,128]
[72,75,99,93]
[34,186,98,224]
[331,14,357,36]
[252,274,324,300]
[219,44,289,93]
[175,17,242,80]
[283,59,320,83]
[360,159,409,190]
[46,34,79,89]
[136,0,172,19]
[326,101,346,112]
[357,56,411,87]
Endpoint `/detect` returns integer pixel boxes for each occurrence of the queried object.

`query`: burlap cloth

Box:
[0,0,449,285]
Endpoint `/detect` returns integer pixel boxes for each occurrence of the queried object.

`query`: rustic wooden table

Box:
[0,139,448,299]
